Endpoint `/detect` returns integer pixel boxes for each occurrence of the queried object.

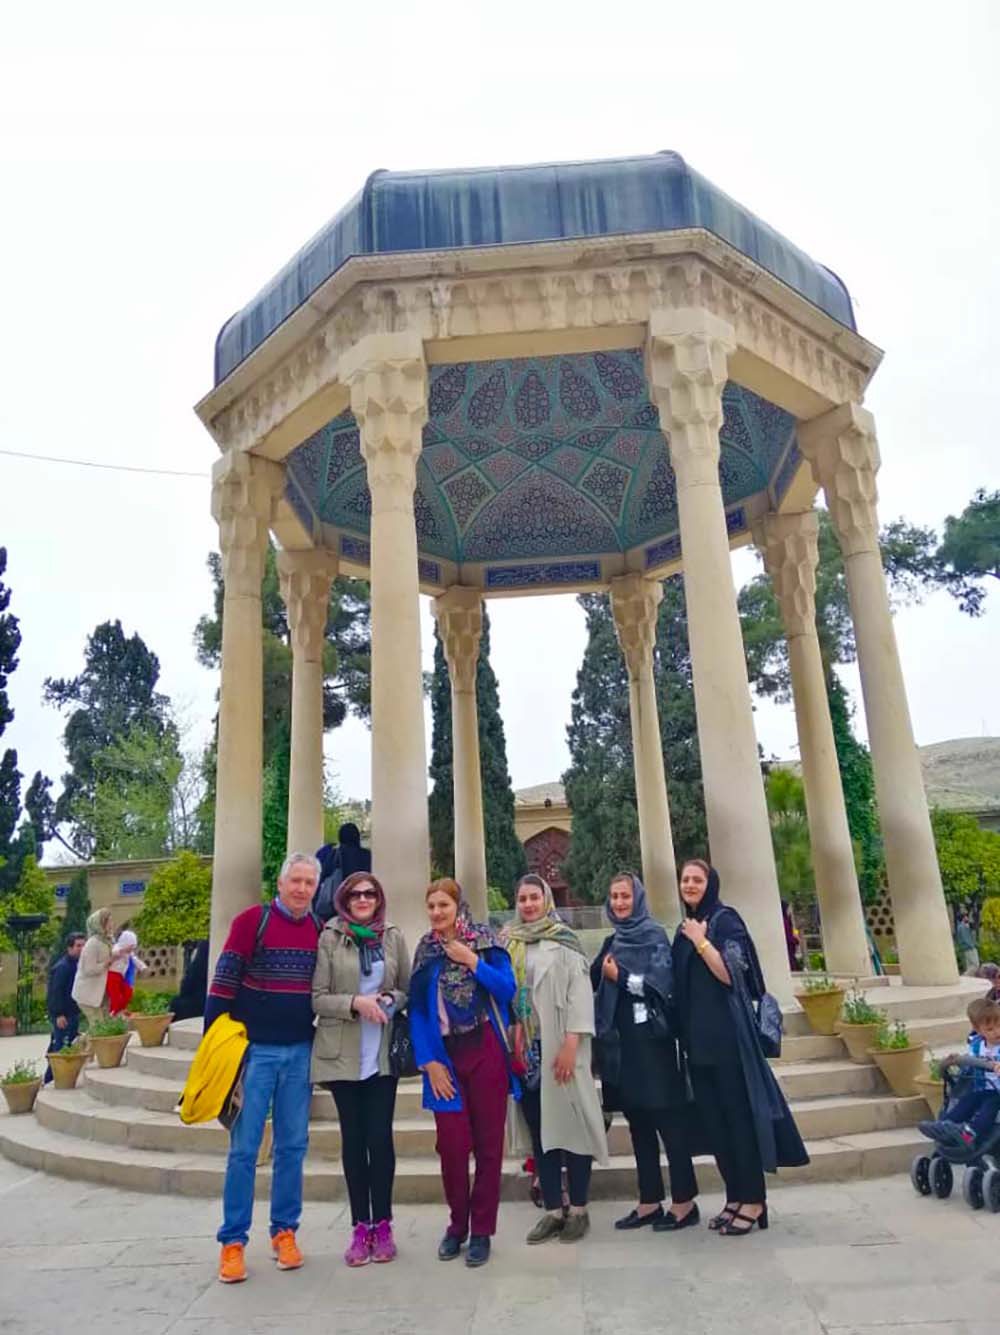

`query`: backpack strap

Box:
[251,904,271,969]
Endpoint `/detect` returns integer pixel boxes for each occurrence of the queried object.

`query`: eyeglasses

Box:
[348,890,377,901]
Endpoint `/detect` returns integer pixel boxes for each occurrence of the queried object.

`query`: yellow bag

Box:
[177,1014,248,1125]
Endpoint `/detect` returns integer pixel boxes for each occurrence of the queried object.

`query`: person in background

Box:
[313,824,372,922]
[975,963,1000,1003]
[781,900,803,973]
[311,872,411,1268]
[44,933,85,1083]
[71,908,125,1025]
[105,929,149,1014]
[956,910,980,973]
[207,853,322,1285]
[169,939,209,1022]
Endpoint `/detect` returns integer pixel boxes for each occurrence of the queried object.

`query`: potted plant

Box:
[882,946,901,977]
[1,1058,42,1114]
[87,1014,132,1069]
[912,1057,946,1115]
[868,1020,927,1096]
[796,974,846,1036]
[0,999,15,1039]
[125,991,175,1048]
[835,985,887,1064]
[48,1038,90,1089]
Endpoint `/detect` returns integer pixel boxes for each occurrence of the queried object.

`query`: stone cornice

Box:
[197,238,882,462]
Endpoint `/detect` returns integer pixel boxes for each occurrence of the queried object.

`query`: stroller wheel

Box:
[910,1155,931,1196]
[962,1166,985,1210]
[930,1156,954,1199]
[983,1167,1000,1214]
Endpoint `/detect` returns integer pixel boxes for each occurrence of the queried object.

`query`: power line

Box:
[0,447,209,479]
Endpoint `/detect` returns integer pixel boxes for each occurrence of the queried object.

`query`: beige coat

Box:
[310,922,411,1084]
[71,936,112,1009]
[514,939,609,1164]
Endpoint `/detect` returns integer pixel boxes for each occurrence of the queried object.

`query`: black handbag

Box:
[388,1009,418,1078]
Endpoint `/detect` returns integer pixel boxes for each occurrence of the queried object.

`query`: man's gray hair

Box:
[278,852,321,883]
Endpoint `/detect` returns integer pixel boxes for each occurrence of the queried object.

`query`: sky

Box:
[1,1,998,861]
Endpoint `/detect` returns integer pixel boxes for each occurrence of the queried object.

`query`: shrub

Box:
[807,951,826,971]
[801,974,840,994]
[1,1058,39,1085]
[133,850,211,946]
[0,856,57,952]
[88,1015,129,1038]
[841,986,886,1026]
[875,1019,911,1050]
[52,1038,87,1057]
[127,990,175,1015]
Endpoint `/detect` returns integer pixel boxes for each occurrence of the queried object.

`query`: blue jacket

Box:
[409,946,520,1113]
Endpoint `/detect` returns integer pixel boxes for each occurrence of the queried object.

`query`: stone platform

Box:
[0,979,985,1200]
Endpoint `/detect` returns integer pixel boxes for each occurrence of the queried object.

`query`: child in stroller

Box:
[911,997,1000,1210]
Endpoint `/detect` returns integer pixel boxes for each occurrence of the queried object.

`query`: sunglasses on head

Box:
[347,889,377,901]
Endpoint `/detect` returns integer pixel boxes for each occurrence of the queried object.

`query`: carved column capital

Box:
[276,549,339,663]
[798,403,881,557]
[433,586,483,694]
[645,307,736,487]
[339,331,428,501]
[753,511,819,640]
[610,574,663,680]
[210,451,284,598]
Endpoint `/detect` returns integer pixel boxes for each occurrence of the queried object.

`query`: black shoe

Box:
[653,1203,701,1232]
[437,1234,463,1261]
[465,1235,490,1267]
[614,1206,664,1230]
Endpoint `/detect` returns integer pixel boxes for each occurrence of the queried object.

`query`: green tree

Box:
[0,856,57,953]
[90,725,183,860]
[134,850,212,946]
[827,675,883,904]
[930,809,1000,930]
[59,868,91,948]
[765,768,814,909]
[0,550,46,895]
[936,487,1000,615]
[23,772,54,862]
[428,609,526,897]
[261,722,291,890]
[0,547,19,739]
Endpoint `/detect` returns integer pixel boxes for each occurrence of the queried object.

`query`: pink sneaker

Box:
[344,1222,372,1267]
[370,1219,396,1263]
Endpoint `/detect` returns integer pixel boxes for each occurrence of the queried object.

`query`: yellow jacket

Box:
[177,1014,248,1125]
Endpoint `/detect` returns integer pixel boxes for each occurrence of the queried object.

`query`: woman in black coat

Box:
[672,859,808,1237]
[591,871,699,1232]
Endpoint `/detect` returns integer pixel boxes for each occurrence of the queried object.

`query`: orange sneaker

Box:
[271,1229,303,1270]
[218,1242,247,1284]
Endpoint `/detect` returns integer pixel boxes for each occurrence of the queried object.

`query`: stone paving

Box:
[0,1144,998,1335]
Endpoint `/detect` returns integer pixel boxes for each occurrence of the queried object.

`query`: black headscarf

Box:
[595,873,674,1041]
[673,863,759,1011]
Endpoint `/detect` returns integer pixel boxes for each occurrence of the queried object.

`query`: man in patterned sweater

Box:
[208,852,322,1284]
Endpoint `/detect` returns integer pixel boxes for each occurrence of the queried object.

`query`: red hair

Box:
[426,877,462,905]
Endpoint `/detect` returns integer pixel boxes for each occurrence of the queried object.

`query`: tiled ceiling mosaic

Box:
[286,349,796,564]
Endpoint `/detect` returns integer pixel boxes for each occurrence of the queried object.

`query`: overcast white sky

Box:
[2,2,998,858]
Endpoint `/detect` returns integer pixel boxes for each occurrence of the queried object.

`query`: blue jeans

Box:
[44,1015,81,1083]
[218,1041,312,1246]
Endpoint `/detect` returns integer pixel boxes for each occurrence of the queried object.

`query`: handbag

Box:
[388,1008,418,1078]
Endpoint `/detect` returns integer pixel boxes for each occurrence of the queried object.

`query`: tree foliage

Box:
[59,868,91,949]
[765,768,815,909]
[0,856,57,953]
[428,608,526,897]
[936,487,1000,615]
[133,850,212,946]
[90,725,183,861]
[827,675,883,904]
[261,722,291,890]
[930,809,1000,929]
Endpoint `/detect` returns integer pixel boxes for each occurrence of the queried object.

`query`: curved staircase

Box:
[0,978,984,1199]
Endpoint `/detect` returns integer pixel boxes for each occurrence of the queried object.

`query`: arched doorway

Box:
[524,827,571,906]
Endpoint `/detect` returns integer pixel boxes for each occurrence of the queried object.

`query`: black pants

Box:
[623,1105,698,1206]
[520,1085,593,1209]
[44,1015,81,1084]
[326,1074,398,1224]
[689,1061,766,1204]
[947,1090,1000,1139]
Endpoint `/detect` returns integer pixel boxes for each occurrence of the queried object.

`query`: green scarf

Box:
[347,923,378,942]
[501,877,585,1039]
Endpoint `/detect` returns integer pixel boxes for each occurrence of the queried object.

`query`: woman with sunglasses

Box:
[311,872,411,1267]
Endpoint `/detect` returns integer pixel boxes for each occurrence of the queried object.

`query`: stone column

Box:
[609,574,679,926]
[799,404,957,984]
[340,332,430,949]
[277,549,338,859]
[645,307,793,1003]
[433,587,488,921]
[755,511,871,977]
[209,450,284,966]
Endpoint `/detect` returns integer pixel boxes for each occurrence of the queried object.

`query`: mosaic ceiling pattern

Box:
[286,349,796,564]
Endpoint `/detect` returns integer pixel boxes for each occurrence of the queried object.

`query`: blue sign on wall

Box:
[120,880,146,897]
[54,884,70,900]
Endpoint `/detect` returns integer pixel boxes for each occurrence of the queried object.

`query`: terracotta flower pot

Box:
[796,988,845,1036]
[835,1021,882,1064]
[48,1051,88,1089]
[868,1043,928,1096]
[912,1074,945,1115]
[0,1017,16,1038]
[1,1078,42,1114]
[128,1013,174,1048]
[89,1032,132,1069]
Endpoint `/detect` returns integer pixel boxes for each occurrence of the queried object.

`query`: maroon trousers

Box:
[434,1022,509,1239]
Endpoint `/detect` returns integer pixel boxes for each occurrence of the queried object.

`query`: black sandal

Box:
[718,1205,768,1236]
[707,1204,740,1231]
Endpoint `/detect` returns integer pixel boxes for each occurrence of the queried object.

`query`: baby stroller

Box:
[910,1055,1000,1211]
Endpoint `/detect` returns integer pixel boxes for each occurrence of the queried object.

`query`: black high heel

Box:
[707,1204,740,1231]
[718,1204,768,1236]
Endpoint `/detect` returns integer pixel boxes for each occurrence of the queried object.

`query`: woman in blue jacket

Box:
[409,877,517,1268]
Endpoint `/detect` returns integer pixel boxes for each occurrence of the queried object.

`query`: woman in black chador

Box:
[673,859,808,1236]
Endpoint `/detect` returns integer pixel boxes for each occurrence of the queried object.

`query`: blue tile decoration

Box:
[645,533,682,568]
[726,506,747,535]
[485,561,602,589]
[418,559,441,584]
[120,880,146,897]
[54,883,70,900]
[340,535,371,564]
[286,349,798,566]
[774,439,803,502]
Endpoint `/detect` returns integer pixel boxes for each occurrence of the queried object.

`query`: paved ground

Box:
[0,1148,997,1335]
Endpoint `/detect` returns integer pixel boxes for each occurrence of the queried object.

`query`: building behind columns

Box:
[195,151,959,1005]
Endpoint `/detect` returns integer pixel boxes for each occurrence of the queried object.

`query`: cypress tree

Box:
[428,606,526,901]
[827,672,883,903]
[59,868,91,948]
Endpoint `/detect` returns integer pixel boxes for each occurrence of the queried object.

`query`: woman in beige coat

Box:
[311,871,410,1267]
[71,908,121,1024]
[502,874,608,1244]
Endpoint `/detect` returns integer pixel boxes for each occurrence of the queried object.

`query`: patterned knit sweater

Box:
[205,900,319,1045]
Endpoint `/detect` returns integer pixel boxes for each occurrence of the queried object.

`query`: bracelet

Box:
[696,939,710,955]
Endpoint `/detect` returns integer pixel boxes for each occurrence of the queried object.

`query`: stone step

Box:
[33,1086,928,1158]
[0,1113,935,1200]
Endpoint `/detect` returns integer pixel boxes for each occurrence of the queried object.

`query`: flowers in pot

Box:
[835,985,887,1064]
[1,1058,42,1114]
[912,1057,946,1115]
[0,999,16,1039]
[125,989,175,1046]
[87,1014,132,1069]
[48,1038,90,1089]
[868,1020,927,1096]
[796,974,846,1036]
